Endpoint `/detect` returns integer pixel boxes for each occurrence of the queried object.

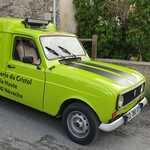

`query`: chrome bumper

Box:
[99,97,148,132]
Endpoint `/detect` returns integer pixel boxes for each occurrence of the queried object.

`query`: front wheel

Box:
[62,102,100,145]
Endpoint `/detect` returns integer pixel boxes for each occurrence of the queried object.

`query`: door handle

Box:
[8,64,16,69]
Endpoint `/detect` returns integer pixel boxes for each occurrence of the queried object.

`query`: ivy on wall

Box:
[73,0,150,61]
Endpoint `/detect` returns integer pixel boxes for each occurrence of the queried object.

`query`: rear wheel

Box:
[62,102,100,145]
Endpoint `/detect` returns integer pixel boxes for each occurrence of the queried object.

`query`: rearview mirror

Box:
[23,56,33,64]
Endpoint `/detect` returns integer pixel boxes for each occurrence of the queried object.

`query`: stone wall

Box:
[0,0,53,20]
[0,0,77,32]
[98,59,150,98]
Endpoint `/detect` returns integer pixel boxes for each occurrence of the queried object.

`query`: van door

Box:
[5,36,45,111]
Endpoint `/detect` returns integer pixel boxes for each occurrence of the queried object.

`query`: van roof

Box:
[0,17,75,37]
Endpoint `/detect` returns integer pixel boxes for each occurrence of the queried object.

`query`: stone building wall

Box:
[0,0,53,20]
[0,0,77,33]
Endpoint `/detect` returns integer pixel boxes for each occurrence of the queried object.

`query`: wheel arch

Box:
[57,98,101,124]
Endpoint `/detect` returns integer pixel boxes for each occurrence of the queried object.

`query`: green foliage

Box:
[73,0,150,61]
[127,0,150,61]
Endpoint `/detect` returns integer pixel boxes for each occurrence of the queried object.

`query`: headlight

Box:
[140,84,144,93]
[118,95,124,108]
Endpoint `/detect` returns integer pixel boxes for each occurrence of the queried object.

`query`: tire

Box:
[62,102,100,145]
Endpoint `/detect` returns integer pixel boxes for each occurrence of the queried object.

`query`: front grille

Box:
[123,84,144,105]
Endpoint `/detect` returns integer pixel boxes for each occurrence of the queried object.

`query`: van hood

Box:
[56,60,145,92]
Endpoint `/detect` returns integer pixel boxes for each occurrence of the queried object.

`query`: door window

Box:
[13,37,41,65]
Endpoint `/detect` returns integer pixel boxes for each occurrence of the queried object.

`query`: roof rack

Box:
[23,18,50,28]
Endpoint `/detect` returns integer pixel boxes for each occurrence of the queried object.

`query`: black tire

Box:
[62,102,100,145]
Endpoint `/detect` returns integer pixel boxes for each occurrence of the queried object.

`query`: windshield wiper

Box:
[45,46,60,57]
[45,46,81,63]
[58,46,77,58]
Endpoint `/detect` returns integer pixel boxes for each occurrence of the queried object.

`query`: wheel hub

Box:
[67,111,90,138]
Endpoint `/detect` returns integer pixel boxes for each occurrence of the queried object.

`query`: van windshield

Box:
[40,36,86,60]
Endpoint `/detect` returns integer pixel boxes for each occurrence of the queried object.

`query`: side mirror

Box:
[23,56,33,64]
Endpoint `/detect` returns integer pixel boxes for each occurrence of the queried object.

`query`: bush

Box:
[73,0,150,61]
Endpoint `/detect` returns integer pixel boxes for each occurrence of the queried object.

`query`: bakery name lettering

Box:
[0,72,32,85]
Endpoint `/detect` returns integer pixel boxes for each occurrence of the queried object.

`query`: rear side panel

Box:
[0,33,12,69]
[0,33,13,98]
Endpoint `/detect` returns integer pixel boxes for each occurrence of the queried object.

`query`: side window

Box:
[13,37,41,65]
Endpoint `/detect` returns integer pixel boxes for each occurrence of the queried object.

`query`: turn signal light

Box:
[112,111,117,119]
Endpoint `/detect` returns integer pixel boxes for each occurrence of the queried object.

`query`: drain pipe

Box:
[53,0,56,25]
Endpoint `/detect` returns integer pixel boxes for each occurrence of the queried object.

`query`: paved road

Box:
[0,97,150,150]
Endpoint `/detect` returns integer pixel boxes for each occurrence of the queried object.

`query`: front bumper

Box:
[99,97,148,132]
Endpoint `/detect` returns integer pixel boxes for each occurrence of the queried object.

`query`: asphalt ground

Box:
[0,97,150,150]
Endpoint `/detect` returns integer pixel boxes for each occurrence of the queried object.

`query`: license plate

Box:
[125,105,141,122]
